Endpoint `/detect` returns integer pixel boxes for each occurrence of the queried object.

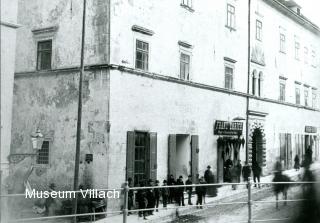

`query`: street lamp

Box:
[30,128,44,150]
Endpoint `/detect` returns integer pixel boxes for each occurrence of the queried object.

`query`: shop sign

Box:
[214,120,243,135]
[305,126,317,133]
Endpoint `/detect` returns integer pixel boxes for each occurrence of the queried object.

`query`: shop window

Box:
[280,33,286,53]
[226,4,235,30]
[37,40,52,70]
[256,20,262,41]
[180,53,190,80]
[135,40,149,71]
[37,140,50,164]
[126,131,157,186]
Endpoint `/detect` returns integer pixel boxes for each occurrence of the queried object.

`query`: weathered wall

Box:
[15,0,109,72]
[10,70,110,193]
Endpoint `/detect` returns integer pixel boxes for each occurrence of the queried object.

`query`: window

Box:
[312,90,317,108]
[252,74,256,95]
[280,34,286,53]
[180,53,190,80]
[181,0,192,8]
[279,81,286,102]
[226,4,235,29]
[37,40,52,70]
[256,20,262,41]
[304,88,309,106]
[295,86,301,105]
[37,140,50,164]
[311,50,316,67]
[304,47,308,64]
[295,40,300,60]
[258,72,263,97]
[225,66,234,89]
[135,40,149,71]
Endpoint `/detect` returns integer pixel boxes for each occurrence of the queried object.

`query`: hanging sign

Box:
[305,126,317,133]
[214,120,243,135]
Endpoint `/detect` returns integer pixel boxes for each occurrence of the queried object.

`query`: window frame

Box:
[294,40,300,60]
[180,52,191,81]
[224,62,235,90]
[256,20,262,41]
[226,3,236,30]
[312,90,317,108]
[36,40,52,71]
[304,87,309,107]
[279,80,286,102]
[35,139,51,166]
[280,33,286,53]
[295,86,301,105]
[181,0,193,10]
[135,39,149,71]
[304,47,308,64]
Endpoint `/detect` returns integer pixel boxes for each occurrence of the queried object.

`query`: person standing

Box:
[127,178,134,215]
[230,165,238,190]
[196,177,205,209]
[242,161,251,188]
[252,162,262,188]
[154,180,160,212]
[161,180,169,208]
[168,175,176,204]
[176,176,185,206]
[146,179,155,215]
[294,154,300,171]
[236,160,242,183]
[185,175,193,205]
[224,158,233,182]
[204,165,216,197]
[136,182,147,220]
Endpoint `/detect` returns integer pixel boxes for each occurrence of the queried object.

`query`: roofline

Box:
[262,0,320,35]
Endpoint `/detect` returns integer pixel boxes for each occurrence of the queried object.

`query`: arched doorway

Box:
[252,129,263,166]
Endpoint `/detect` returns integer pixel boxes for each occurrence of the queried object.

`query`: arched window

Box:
[252,70,257,95]
[258,72,263,97]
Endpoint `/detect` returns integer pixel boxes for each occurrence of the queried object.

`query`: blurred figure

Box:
[154,180,160,212]
[272,160,291,209]
[168,175,176,204]
[242,161,251,188]
[252,161,262,188]
[127,178,134,215]
[224,158,233,182]
[161,180,169,208]
[196,177,206,209]
[136,181,147,220]
[176,176,185,206]
[204,165,216,196]
[185,175,193,205]
[231,165,238,190]
[146,179,155,215]
[236,160,242,183]
[294,154,300,171]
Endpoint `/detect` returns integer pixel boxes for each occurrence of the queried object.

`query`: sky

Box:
[295,0,320,27]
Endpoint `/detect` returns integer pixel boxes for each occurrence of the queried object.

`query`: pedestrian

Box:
[236,160,242,183]
[242,161,251,188]
[252,161,262,188]
[127,178,134,215]
[196,177,205,209]
[168,175,176,204]
[185,175,193,205]
[146,179,155,215]
[176,176,185,206]
[161,180,169,208]
[204,165,216,196]
[230,165,238,190]
[154,180,160,212]
[294,154,300,171]
[136,182,147,220]
[224,158,233,182]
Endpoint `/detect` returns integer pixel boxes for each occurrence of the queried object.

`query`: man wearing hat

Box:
[204,165,216,197]
[185,175,193,205]
[176,176,185,206]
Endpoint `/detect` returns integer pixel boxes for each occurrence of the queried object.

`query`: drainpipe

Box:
[245,0,251,163]
[72,0,87,221]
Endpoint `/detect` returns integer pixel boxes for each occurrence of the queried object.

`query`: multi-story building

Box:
[8,0,320,212]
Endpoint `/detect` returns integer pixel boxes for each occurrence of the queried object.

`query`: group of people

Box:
[127,167,218,220]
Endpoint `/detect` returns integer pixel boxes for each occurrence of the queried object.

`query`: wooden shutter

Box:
[126,131,135,182]
[149,132,157,181]
[279,133,286,164]
[191,135,199,183]
[168,134,177,179]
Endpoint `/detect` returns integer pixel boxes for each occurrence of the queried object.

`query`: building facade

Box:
[8,0,320,213]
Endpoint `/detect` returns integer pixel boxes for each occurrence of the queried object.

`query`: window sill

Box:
[225,25,236,32]
[180,4,194,12]
[33,164,50,169]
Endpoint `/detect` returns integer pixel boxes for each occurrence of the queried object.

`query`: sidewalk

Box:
[97,163,320,223]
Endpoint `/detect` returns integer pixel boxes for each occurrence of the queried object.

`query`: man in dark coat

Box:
[127,178,134,215]
[154,180,160,212]
[161,180,169,208]
[294,154,300,171]
[204,165,216,196]
[235,160,242,183]
[136,182,147,220]
[242,161,251,188]
[196,177,206,209]
[252,161,262,188]
[185,175,193,205]
[146,179,155,215]
[167,175,176,204]
[176,176,185,206]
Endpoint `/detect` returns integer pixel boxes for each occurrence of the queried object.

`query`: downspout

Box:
[246,0,251,163]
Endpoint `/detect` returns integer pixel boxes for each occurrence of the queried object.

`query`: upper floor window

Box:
[280,34,286,53]
[304,87,309,106]
[311,50,316,67]
[37,40,52,70]
[135,40,149,71]
[226,4,235,29]
[312,89,317,108]
[304,47,308,64]
[37,140,50,164]
[181,0,192,8]
[279,79,286,102]
[294,40,300,60]
[180,53,190,80]
[225,66,234,90]
[256,20,262,41]
[295,86,301,105]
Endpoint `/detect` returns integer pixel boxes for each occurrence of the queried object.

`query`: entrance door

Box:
[252,129,263,167]
[280,133,292,170]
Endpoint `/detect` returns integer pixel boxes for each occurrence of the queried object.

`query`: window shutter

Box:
[279,133,286,166]
[191,135,199,183]
[149,132,157,181]
[168,134,177,179]
[126,131,135,182]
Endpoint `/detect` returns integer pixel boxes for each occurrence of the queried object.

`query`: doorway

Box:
[176,135,191,179]
[252,129,263,167]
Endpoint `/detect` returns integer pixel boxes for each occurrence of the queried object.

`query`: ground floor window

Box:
[279,133,292,170]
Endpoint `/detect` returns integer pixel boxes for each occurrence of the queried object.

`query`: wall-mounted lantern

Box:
[31,128,44,150]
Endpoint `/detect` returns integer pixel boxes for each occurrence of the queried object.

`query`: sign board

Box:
[214,120,243,135]
[305,126,317,133]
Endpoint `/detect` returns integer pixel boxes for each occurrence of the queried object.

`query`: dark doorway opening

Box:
[252,129,263,167]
